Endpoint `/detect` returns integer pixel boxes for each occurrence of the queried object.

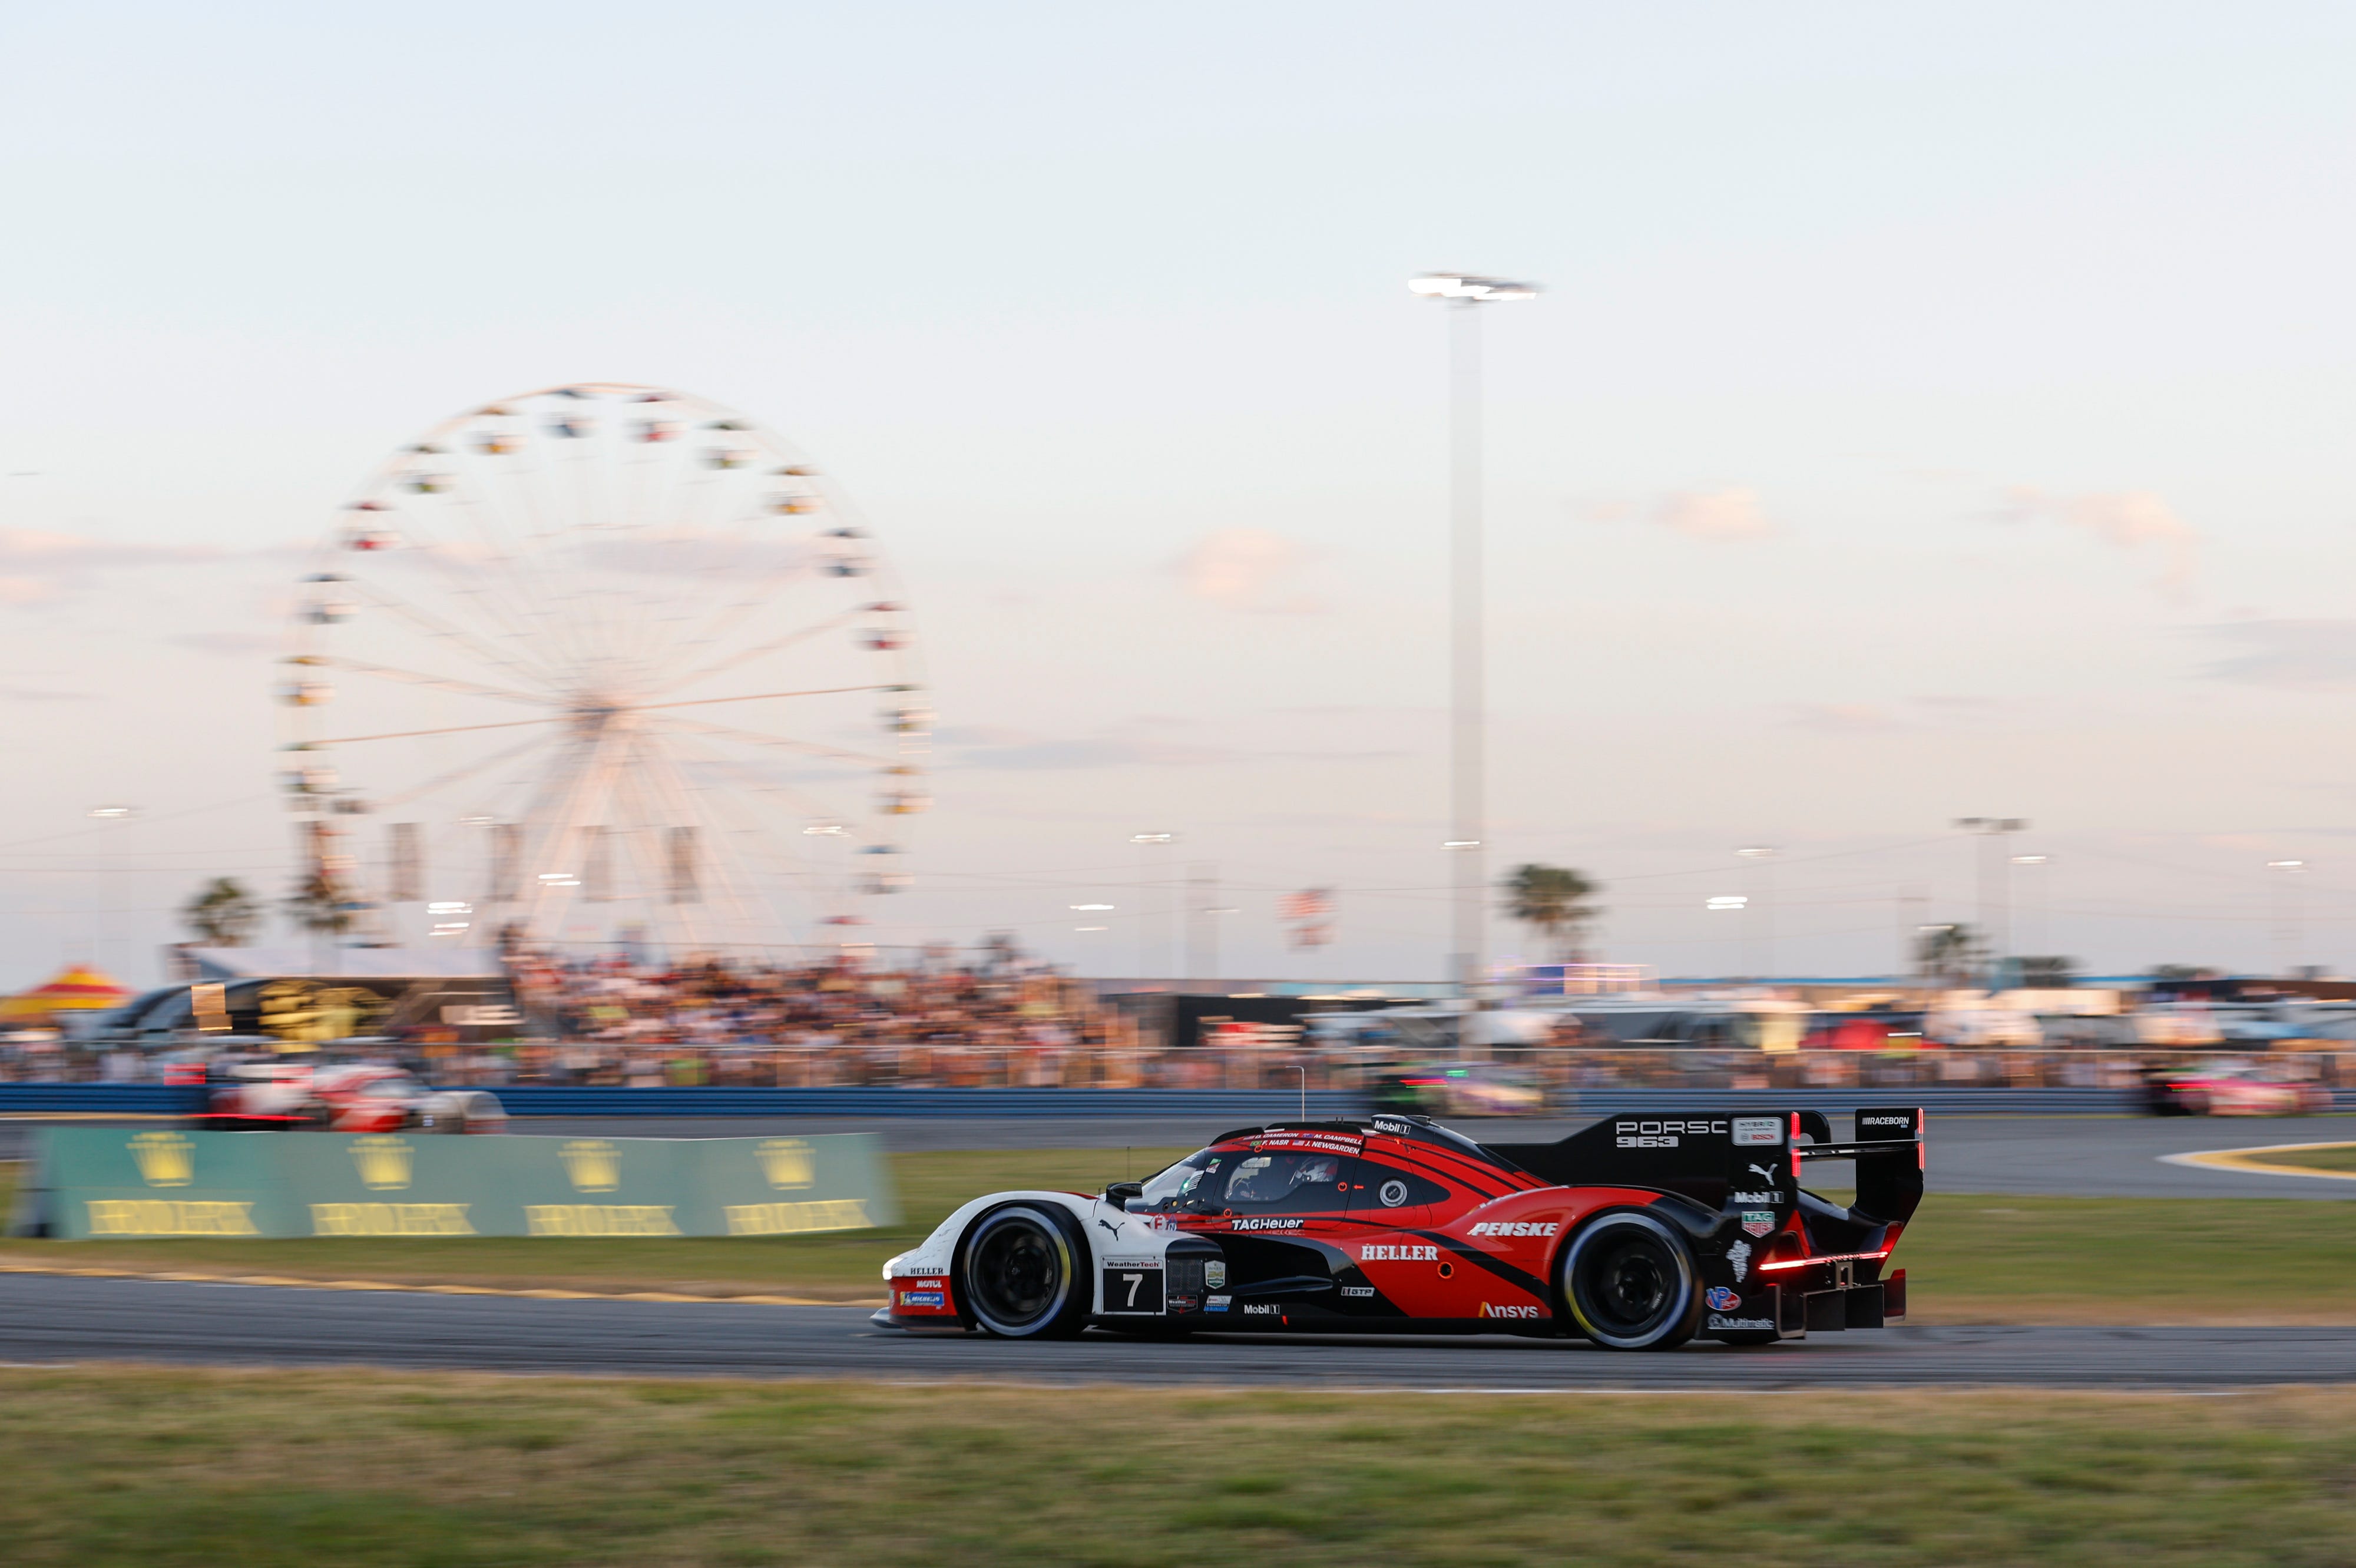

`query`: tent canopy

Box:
[0,965,132,1017]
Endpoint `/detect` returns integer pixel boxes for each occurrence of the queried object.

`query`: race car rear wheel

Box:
[1561,1209,1702,1351]
[960,1205,1088,1339]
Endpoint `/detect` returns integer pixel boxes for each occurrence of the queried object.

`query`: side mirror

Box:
[1103,1180,1144,1208]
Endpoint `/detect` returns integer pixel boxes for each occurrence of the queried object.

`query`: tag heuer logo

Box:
[130,1131,194,1187]
[756,1138,813,1190]
[1740,1209,1777,1237]
[350,1135,414,1192]
[559,1139,621,1193]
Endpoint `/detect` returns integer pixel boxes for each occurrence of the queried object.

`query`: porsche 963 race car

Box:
[877,1106,1924,1350]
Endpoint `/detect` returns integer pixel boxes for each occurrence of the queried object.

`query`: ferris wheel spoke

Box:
[308,654,557,710]
[358,729,564,812]
[648,711,896,769]
[376,484,561,666]
[630,727,792,951]
[312,714,564,746]
[344,578,564,694]
[651,606,862,696]
[640,683,901,713]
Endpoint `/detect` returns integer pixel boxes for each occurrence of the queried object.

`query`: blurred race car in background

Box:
[2145,1060,2331,1116]
[878,1105,1925,1351]
[196,1060,508,1133]
[1368,1061,1544,1117]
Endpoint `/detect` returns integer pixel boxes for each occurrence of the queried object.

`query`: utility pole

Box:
[1184,861,1217,986]
[2267,859,2308,977]
[1412,272,1538,995]
[1953,818,2028,985]
[1736,846,1776,981]
[1130,832,1174,983]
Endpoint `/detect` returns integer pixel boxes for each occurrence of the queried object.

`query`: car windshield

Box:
[1129,1150,1224,1213]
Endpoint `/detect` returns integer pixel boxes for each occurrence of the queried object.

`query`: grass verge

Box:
[6,1367,2356,1566]
[8,1154,2356,1321]
[2266,1143,2356,1174]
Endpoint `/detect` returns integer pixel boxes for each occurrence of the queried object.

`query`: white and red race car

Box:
[197,1060,508,1134]
[877,1107,1924,1351]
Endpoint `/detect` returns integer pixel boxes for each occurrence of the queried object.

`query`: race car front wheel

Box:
[1561,1209,1703,1351]
[960,1205,1088,1339]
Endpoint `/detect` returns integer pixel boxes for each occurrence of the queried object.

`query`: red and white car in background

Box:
[197,1061,508,1133]
[2145,1060,2332,1117]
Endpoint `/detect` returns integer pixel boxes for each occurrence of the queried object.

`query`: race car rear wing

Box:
[1488,1106,1924,1224]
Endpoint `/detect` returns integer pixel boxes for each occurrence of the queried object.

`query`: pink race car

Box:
[2146,1060,2331,1117]
[198,1061,508,1133]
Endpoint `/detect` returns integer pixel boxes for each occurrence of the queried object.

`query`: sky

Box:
[6,3,2356,986]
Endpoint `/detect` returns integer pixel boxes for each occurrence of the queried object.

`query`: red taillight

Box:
[1758,1248,1891,1273]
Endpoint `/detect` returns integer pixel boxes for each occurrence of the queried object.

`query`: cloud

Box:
[1653,489,1774,542]
[171,631,277,656]
[1173,529,1323,612]
[2202,620,2356,691]
[0,528,225,606]
[941,724,1238,771]
[1785,702,1901,733]
[2000,488,2197,596]
[0,685,94,702]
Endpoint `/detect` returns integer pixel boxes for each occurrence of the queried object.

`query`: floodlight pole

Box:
[1413,273,1538,997]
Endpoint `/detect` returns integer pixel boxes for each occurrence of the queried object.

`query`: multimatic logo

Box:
[1614,1119,1727,1149]
[1468,1221,1558,1237]
[1709,1314,1775,1331]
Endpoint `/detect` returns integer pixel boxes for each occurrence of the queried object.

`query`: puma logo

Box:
[1747,1163,1779,1185]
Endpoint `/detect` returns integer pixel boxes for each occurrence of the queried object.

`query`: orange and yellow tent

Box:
[0,965,132,1020]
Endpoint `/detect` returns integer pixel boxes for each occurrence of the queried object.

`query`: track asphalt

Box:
[2,1273,2350,1388]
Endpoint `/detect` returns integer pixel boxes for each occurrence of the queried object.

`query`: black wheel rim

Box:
[1579,1230,1677,1337]
[971,1218,1064,1328]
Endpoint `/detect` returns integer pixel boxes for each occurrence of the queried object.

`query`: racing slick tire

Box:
[958,1203,1090,1339]
[1560,1208,1704,1352]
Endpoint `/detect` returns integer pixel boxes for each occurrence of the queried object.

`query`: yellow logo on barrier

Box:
[350,1136,414,1192]
[310,1202,475,1236]
[756,1137,813,1190]
[559,1139,620,1193]
[525,1204,679,1236]
[87,1199,255,1236]
[724,1199,871,1236]
[128,1131,194,1188]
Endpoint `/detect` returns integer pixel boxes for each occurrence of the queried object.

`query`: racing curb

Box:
[0,1259,884,1306]
[2160,1141,2356,1180]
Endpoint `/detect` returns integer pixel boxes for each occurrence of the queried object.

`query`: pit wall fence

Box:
[2,1045,2351,1117]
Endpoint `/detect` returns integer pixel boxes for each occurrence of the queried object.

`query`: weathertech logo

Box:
[1479,1302,1541,1319]
[1361,1243,1440,1261]
[1468,1221,1558,1237]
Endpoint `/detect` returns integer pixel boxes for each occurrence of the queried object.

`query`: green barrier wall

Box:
[12,1129,898,1239]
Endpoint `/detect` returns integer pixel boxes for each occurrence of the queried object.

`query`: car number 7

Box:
[1122,1273,1141,1307]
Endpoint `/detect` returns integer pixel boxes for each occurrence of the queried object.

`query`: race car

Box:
[876,1104,1924,1350]
[2145,1060,2332,1117]
[195,1060,509,1134]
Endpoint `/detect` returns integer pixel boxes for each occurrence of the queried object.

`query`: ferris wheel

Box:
[277,381,930,959]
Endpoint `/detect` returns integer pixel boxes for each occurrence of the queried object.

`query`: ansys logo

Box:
[560,1139,621,1193]
[129,1131,194,1187]
[350,1136,415,1192]
[756,1138,813,1190]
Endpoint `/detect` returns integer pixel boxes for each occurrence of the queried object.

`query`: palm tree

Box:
[181,876,261,946]
[1914,922,1984,986]
[282,872,352,938]
[1502,864,1601,962]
